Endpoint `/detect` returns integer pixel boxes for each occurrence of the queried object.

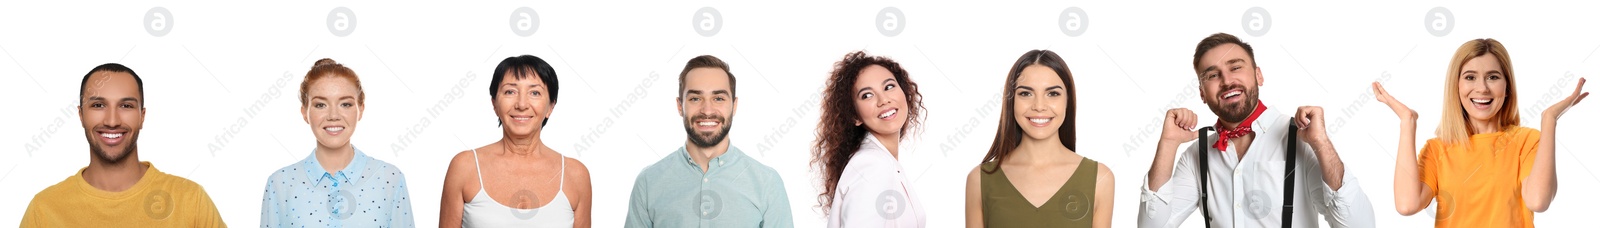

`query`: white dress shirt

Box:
[827,134,925,228]
[1139,107,1375,228]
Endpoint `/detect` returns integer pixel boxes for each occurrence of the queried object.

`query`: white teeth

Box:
[879,109,897,119]
[697,121,716,126]
[101,133,122,139]
[512,117,531,121]
[324,127,344,132]
[1470,98,1492,104]
[1029,118,1050,124]
[1223,91,1242,99]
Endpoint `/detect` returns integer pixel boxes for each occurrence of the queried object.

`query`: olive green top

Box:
[980,157,1098,227]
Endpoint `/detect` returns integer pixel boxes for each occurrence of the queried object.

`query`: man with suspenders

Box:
[1137,33,1376,228]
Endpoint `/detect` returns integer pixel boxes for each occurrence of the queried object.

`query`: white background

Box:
[3,1,1598,227]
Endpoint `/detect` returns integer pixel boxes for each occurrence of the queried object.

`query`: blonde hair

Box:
[298,58,365,107]
[1437,38,1520,146]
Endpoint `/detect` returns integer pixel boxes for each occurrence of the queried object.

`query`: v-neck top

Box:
[980,156,1098,227]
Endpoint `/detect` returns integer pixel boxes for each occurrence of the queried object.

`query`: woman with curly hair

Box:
[812,51,927,227]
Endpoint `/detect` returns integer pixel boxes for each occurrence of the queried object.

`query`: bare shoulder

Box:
[1097,163,1115,183]
[562,156,592,182]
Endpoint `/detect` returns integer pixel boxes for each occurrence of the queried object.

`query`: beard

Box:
[682,114,731,148]
[86,131,137,164]
[1206,84,1261,124]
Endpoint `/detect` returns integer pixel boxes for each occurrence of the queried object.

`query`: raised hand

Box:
[1372,82,1418,122]
[1294,106,1330,144]
[1160,108,1200,144]
[1543,78,1589,120]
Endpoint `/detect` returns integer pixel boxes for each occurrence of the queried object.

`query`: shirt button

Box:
[703,178,708,183]
[719,160,724,165]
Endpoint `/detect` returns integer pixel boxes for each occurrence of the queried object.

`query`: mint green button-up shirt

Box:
[625,146,793,228]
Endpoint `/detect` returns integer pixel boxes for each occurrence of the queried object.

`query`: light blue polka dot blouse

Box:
[261,147,414,228]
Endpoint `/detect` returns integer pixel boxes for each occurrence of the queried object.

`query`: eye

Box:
[885,83,897,90]
[1464,75,1475,81]
[714,97,726,102]
[689,97,701,102]
[502,89,515,95]
[313,103,327,108]
[1048,91,1062,97]
[1017,90,1033,97]
[120,103,135,109]
[90,103,105,108]
[859,92,874,100]
[340,102,354,108]
[531,90,541,97]
[1489,74,1502,80]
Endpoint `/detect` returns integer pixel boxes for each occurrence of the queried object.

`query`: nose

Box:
[514,92,531,111]
[102,106,123,128]
[1030,95,1048,112]
[697,99,715,115]
[326,106,344,121]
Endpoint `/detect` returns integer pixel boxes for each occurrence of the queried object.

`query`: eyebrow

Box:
[1015,85,1064,91]
[711,90,729,95]
[857,78,897,94]
[501,83,542,88]
[310,95,357,101]
[685,89,703,95]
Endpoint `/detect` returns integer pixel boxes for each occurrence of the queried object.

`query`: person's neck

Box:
[1011,135,1077,166]
[1468,117,1501,135]
[314,143,356,173]
[1218,119,1257,159]
[83,152,145,192]
[501,133,549,158]
[871,131,902,159]
[686,139,731,173]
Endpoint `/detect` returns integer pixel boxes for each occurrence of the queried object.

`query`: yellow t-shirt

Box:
[1420,126,1539,228]
[20,162,226,227]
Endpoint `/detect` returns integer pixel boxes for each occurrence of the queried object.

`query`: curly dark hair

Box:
[811,51,925,214]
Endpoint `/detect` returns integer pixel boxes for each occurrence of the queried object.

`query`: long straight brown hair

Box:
[981,49,1077,174]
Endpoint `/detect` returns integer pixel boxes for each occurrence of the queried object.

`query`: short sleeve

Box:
[1516,128,1542,181]
[1419,139,1443,194]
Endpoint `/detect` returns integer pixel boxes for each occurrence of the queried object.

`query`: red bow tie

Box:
[1214,100,1267,152]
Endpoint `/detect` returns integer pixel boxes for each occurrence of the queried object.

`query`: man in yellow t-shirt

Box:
[19,63,225,227]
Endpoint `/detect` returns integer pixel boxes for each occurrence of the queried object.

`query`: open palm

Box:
[1372,82,1418,121]
[1544,78,1589,120]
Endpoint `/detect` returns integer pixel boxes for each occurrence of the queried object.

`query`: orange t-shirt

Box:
[1420,126,1540,228]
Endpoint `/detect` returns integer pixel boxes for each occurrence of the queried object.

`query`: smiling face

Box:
[1195,43,1263,123]
[852,65,909,137]
[1012,65,1070,140]
[302,76,363,150]
[1456,54,1508,124]
[493,70,554,137]
[79,71,144,164]
[678,67,737,148]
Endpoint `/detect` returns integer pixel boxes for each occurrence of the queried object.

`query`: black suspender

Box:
[1197,127,1215,228]
[1195,123,1297,228]
[1282,124,1297,227]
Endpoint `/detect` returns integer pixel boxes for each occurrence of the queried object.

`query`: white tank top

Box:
[463,149,574,228]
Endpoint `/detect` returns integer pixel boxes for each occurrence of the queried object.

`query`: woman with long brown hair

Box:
[963,50,1113,228]
[1375,38,1587,227]
[812,51,927,227]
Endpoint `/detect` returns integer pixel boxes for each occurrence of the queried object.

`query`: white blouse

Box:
[827,134,925,228]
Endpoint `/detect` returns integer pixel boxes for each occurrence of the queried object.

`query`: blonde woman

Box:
[1374,38,1588,227]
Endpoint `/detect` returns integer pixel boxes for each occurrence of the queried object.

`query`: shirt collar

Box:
[862,132,893,155]
[676,145,745,170]
[302,146,370,186]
